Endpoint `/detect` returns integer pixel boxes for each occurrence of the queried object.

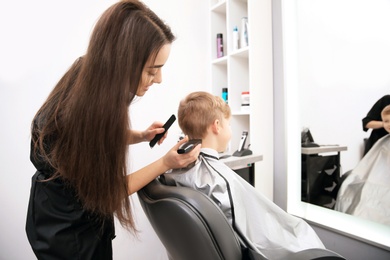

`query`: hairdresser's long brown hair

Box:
[31,0,175,232]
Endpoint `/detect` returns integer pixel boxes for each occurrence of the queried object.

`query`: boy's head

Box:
[381,105,390,133]
[178,91,231,144]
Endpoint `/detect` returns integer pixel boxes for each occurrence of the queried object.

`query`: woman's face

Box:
[137,44,171,97]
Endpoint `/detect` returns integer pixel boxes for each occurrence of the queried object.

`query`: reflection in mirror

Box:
[283,0,390,250]
[334,133,390,226]
[297,0,390,223]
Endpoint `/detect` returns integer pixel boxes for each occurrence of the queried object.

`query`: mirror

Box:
[282,0,390,249]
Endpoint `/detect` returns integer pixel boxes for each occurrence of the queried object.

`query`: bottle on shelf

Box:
[216,33,224,58]
[232,26,239,50]
[241,91,250,112]
[240,17,248,48]
[222,88,228,103]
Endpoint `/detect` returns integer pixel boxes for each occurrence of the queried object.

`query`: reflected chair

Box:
[138,177,345,260]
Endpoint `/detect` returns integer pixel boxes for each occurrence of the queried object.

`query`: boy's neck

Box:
[201,136,226,153]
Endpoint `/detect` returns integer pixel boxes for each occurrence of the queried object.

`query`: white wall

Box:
[0,1,209,259]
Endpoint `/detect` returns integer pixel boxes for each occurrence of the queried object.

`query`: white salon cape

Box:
[163,148,325,260]
[335,134,390,225]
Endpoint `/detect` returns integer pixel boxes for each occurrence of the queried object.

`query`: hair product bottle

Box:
[233,26,239,50]
[241,91,250,111]
[222,88,228,103]
[216,33,224,58]
[240,17,248,48]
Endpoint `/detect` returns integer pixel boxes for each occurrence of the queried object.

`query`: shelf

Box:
[211,48,248,63]
[232,110,250,116]
[230,47,249,59]
[210,1,226,13]
[210,0,250,152]
[212,56,228,65]
[209,0,274,197]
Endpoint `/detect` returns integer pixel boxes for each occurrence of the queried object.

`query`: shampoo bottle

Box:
[222,88,228,103]
[216,33,224,58]
[240,17,248,48]
[232,26,239,50]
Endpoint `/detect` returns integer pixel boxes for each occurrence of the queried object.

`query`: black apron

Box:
[26,127,115,259]
[26,171,115,260]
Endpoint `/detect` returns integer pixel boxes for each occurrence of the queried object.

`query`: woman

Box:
[25,1,200,259]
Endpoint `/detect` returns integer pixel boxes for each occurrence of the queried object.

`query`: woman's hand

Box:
[142,121,167,144]
[162,136,201,170]
[127,121,167,145]
[126,135,201,195]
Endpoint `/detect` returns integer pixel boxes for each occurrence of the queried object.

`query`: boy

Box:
[335,105,390,225]
[163,91,325,259]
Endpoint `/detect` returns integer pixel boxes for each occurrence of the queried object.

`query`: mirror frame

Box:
[278,0,390,250]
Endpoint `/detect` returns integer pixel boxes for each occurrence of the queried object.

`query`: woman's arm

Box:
[126,136,201,195]
[362,95,390,131]
[126,129,145,144]
[365,120,384,130]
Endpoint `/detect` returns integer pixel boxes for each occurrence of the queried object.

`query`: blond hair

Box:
[178,91,231,139]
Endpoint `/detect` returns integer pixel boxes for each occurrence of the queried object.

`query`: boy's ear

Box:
[211,119,220,134]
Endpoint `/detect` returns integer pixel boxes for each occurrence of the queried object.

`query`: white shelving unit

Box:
[209,0,274,198]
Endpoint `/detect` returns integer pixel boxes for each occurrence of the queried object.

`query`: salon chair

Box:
[138,177,345,260]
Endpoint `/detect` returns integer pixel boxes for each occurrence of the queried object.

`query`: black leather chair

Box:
[138,178,345,260]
